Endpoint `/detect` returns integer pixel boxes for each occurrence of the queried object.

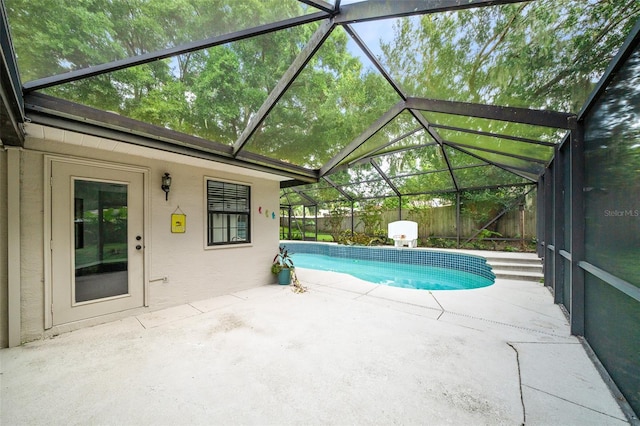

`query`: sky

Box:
[346,18,398,71]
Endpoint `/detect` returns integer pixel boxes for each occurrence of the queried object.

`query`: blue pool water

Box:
[291,252,494,291]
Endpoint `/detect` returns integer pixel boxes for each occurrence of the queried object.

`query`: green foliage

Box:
[6,0,639,201]
[270,263,283,275]
[336,230,386,247]
[407,204,431,225]
[283,229,333,242]
[476,229,502,240]
[272,246,294,274]
[326,206,348,242]
[473,229,502,250]
[357,203,383,236]
[425,237,458,249]
[75,243,127,267]
[461,187,526,229]
[422,235,537,252]
[381,1,639,114]
[317,234,334,242]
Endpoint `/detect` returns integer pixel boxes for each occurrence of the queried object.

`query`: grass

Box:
[280,228,334,242]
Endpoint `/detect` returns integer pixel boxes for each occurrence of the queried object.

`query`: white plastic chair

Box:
[388,220,418,248]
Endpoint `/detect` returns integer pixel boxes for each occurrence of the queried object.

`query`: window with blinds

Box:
[206,180,250,245]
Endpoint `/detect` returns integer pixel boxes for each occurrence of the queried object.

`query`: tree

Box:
[6,0,638,201]
[325,205,349,242]
[380,0,639,114]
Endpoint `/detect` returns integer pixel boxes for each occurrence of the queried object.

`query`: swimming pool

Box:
[284,242,495,291]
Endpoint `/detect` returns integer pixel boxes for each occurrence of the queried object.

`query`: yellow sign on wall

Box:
[171,213,186,233]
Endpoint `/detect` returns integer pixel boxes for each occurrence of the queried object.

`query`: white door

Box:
[51,160,145,325]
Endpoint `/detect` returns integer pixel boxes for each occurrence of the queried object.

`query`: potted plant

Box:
[272,246,294,285]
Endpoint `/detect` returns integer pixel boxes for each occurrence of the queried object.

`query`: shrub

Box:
[337,230,387,246]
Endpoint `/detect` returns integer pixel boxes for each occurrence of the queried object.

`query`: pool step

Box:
[488,262,542,273]
[490,269,544,282]
[484,256,543,283]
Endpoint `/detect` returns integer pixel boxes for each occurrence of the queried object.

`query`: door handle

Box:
[136,245,142,250]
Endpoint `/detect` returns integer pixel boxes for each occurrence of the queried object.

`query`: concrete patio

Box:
[0,268,630,425]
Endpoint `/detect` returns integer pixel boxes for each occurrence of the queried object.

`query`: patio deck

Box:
[0,265,630,425]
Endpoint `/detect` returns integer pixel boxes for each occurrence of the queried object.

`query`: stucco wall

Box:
[20,126,282,342]
[0,148,7,347]
[148,166,278,306]
[20,150,45,342]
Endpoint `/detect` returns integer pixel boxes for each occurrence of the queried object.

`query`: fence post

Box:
[456,192,461,248]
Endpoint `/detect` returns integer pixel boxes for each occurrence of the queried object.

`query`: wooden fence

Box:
[305,201,536,241]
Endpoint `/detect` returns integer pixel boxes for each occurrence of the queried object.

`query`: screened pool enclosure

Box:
[1,0,639,418]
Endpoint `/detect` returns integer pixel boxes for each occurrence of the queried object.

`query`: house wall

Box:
[18,125,282,343]
[0,148,7,347]
[20,149,44,342]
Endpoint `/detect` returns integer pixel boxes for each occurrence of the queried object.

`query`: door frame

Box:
[44,155,150,329]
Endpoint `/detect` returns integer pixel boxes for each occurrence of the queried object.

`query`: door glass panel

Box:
[74,180,128,303]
